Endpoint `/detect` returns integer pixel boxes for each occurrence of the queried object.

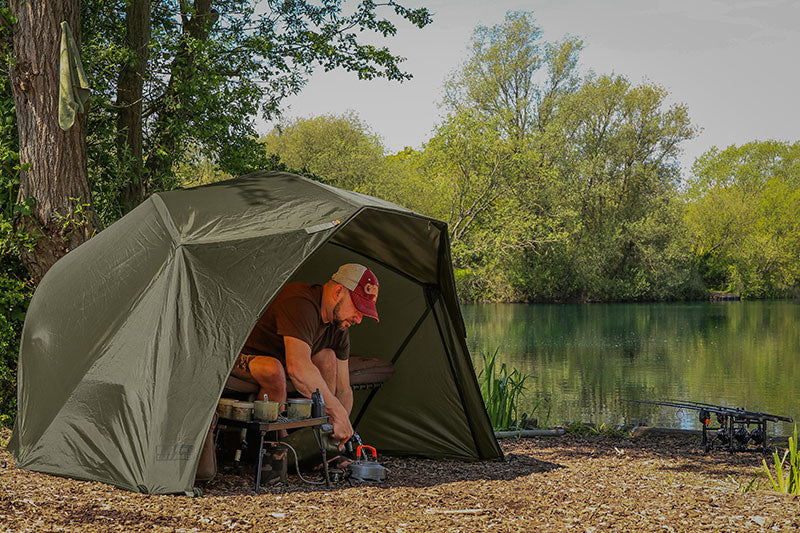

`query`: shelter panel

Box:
[356,313,478,460]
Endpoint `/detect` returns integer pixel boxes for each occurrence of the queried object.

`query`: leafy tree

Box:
[0,0,431,424]
[685,141,800,297]
[260,112,387,192]
[443,11,582,141]
[419,110,516,244]
[7,0,100,282]
[7,0,432,279]
[418,12,700,302]
[689,140,800,195]
[521,75,698,301]
[427,12,582,288]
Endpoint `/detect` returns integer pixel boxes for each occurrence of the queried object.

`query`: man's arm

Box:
[336,358,353,414]
[284,336,354,447]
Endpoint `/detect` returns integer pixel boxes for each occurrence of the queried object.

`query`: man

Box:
[232,263,380,449]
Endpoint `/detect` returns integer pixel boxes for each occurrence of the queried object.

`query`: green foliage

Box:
[174,144,235,188]
[260,112,388,192]
[477,347,530,430]
[453,267,486,302]
[518,75,699,302]
[80,0,432,222]
[398,13,701,302]
[419,109,518,246]
[0,47,32,426]
[443,11,582,141]
[0,0,433,424]
[762,424,800,495]
[685,141,800,298]
[565,421,590,434]
[0,273,30,427]
[564,422,629,437]
[371,12,704,303]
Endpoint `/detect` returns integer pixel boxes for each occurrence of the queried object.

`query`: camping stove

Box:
[347,445,386,482]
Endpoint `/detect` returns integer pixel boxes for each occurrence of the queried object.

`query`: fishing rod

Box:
[626,399,793,454]
[658,399,794,423]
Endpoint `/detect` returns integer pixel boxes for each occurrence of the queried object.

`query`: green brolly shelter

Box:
[9,171,501,494]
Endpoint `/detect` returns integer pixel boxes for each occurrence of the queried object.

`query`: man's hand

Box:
[328,405,354,449]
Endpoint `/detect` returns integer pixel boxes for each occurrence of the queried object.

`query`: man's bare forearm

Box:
[337,386,353,415]
[287,362,348,421]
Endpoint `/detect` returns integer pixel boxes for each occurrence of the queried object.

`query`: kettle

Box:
[348,445,386,482]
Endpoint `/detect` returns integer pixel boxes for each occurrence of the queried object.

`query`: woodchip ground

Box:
[1,429,798,531]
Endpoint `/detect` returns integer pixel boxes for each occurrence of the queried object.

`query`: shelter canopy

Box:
[9,172,501,494]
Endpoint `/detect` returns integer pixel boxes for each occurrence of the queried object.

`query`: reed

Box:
[477,348,531,431]
[761,424,799,495]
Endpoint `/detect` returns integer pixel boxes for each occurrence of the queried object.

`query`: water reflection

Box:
[462,301,800,435]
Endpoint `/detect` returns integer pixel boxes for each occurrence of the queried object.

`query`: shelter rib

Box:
[328,240,426,285]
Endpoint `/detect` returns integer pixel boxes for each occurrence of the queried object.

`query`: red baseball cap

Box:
[331,263,379,321]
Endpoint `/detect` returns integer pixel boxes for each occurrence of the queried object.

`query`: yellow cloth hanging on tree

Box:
[58,21,90,131]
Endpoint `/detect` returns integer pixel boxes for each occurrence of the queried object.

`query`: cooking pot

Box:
[285,398,312,419]
[254,394,280,421]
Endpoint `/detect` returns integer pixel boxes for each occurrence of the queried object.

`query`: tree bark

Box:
[117,0,150,212]
[10,0,99,283]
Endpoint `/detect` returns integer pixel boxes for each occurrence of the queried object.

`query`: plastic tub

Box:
[231,401,254,422]
[217,398,237,419]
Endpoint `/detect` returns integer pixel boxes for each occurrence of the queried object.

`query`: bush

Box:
[453,267,485,302]
[0,66,31,427]
[0,271,31,427]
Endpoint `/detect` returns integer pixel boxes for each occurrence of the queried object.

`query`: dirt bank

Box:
[1,429,798,531]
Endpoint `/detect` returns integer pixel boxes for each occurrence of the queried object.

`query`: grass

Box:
[566,421,632,438]
[761,424,800,495]
[476,348,531,431]
[729,475,761,494]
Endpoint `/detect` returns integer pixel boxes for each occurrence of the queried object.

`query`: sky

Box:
[260,0,800,175]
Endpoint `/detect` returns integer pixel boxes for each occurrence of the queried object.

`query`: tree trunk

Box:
[10,0,99,283]
[117,0,150,212]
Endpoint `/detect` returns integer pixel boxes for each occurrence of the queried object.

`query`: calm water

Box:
[461,301,800,435]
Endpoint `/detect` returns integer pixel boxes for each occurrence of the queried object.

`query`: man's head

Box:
[328,263,379,330]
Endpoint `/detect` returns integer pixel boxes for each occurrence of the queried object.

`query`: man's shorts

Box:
[234,352,258,374]
[233,352,285,376]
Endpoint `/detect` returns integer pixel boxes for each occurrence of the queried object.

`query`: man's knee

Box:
[249,356,286,389]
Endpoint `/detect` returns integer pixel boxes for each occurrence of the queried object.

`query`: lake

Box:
[461,301,800,436]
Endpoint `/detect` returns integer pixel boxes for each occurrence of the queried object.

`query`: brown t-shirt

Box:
[242,282,350,366]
